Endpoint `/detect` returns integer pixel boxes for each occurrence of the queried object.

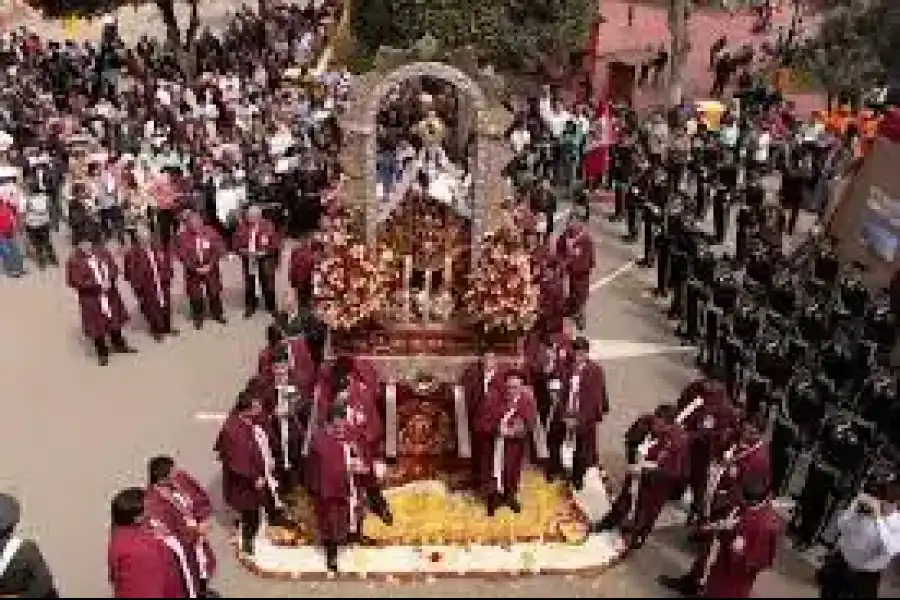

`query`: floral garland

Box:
[313,225,390,330]
[463,226,539,334]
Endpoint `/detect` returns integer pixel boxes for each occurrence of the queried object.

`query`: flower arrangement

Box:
[314,224,390,330]
[463,224,539,334]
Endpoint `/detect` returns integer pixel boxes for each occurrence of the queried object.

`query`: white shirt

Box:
[754,132,771,162]
[509,128,531,155]
[837,504,900,572]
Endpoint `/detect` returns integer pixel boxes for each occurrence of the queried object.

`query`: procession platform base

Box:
[238,468,621,581]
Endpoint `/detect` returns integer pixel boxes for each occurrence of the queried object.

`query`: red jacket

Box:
[0,202,17,238]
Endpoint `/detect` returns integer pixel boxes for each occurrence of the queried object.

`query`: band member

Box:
[124,226,178,341]
[107,487,193,598]
[594,405,687,549]
[308,403,393,572]
[524,329,572,430]
[233,205,281,318]
[288,235,318,309]
[213,391,284,556]
[547,336,608,489]
[144,456,216,595]
[276,291,328,367]
[174,211,227,329]
[661,478,782,598]
[66,225,137,366]
[556,213,595,331]
[474,370,543,515]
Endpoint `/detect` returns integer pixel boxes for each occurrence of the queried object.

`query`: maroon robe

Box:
[123,243,174,334]
[460,361,507,480]
[536,263,567,334]
[313,374,383,460]
[288,240,317,291]
[232,217,282,289]
[678,392,737,514]
[66,247,129,339]
[144,470,216,581]
[703,502,782,598]
[173,226,225,300]
[257,337,316,399]
[474,383,539,496]
[308,421,370,544]
[608,422,688,538]
[213,413,276,512]
[555,225,595,315]
[549,359,608,474]
[702,437,772,522]
[107,525,188,598]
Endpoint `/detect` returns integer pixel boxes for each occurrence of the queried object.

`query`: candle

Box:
[403,255,413,322]
[423,269,432,321]
[443,253,452,290]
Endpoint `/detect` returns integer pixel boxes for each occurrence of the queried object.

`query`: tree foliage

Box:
[352,0,599,79]
[799,0,900,97]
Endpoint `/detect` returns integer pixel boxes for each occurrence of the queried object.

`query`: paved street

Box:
[0,204,834,597]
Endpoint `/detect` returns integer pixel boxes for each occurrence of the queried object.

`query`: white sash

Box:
[248,227,260,298]
[300,387,319,457]
[342,441,361,533]
[275,385,293,470]
[195,236,207,266]
[626,436,658,523]
[87,255,113,318]
[493,401,518,492]
[453,385,471,459]
[158,534,198,598]
[147,248,166,307]
[251,423,283,508]
[0,537,23,579]
[676,396,704,424]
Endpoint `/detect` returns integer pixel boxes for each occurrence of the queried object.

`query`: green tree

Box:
[352,0,599,80]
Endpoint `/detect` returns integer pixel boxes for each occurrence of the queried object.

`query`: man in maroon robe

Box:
[123,226,178,342]
[288,235,317,309]
[232,205,282,318]
[594,405,687,549]
[474,370,542,515]
[661,478,782,598]
[555,214,595,331]
[675,379,737,522]
[699,417,772,528]
[309,403,393,572]
[66,226,136,366]
[174,211,227,329]
[144,456,216,594]
[535,255,567,334]
[107,487,194,598]
[213,391,284,555]
[547,337,609,489]
[460,351,505,487]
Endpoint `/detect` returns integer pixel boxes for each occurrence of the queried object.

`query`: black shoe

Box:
[167,328,180,336]
[573,477,585,491]
[152,333,164,343]
[113,344,138,354]
[637,259,652,268]
[213,314,228,324]
[325,545,339,572]
[658,575,699,596]
[506,496,522,513]
[589,515,615,534]
[622,234,638,243]
[244,307,255,319]
[486,495,499,517]
[98,354,109,367]
[193,319,204,330]
[241,539,254,556]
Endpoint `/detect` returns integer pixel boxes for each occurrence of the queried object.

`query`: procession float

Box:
[241,39,623,581]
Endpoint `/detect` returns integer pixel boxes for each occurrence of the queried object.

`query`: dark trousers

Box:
[25,225,57,267]
[155,208,177,248]
[93,329,128,359]
[190,293,225,325]
[242,257,276,313]
[295,281,313,311]
[99,206,125,244]
[239,503,281,553]
[819,553,883,598]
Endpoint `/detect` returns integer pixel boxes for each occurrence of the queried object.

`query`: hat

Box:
[573,336,590,351]
[742,476,769,505]
[0,493,21,531]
